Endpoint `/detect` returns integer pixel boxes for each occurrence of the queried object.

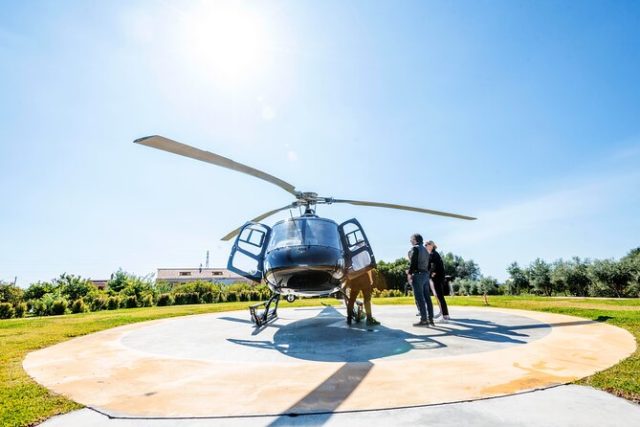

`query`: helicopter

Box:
[135,135,476,326]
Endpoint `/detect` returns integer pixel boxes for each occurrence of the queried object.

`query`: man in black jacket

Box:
[426,240,450,321]
[408,233,434,326]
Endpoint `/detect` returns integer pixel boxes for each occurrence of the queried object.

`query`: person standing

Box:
[408,233,434,326]
[345,270,380,326]
[426,240,450,321]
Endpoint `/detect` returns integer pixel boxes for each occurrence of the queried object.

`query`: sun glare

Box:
[180,2,270,84]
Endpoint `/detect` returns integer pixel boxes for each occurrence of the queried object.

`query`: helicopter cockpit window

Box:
[239,228,266,248]
[345,229,365,249]
[268,219,341,250]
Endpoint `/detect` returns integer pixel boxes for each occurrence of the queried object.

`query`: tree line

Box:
[504,248,640,297]
[1,247,638,318]
[372,247,640,298]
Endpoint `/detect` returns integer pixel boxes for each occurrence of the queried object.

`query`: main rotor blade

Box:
[220,204,296,241]
[135,135,298,196]
[332,199,476,220]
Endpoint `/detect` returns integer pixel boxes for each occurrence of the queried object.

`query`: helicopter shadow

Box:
[227,305,446,362]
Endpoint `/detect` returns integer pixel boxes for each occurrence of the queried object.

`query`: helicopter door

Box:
[339,219,376,279]
[227,222,271,282]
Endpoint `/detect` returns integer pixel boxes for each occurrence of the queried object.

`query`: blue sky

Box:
[1,0,639,286]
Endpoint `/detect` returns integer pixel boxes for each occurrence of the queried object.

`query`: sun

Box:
[179,2,270,84]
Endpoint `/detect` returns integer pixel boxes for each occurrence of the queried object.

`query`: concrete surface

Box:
[24,305,636,421]
[39,385,640,427]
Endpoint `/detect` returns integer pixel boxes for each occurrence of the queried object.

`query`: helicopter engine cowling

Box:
[263,245,345,296]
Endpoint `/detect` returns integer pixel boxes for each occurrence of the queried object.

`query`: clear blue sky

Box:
[1,0,639,286]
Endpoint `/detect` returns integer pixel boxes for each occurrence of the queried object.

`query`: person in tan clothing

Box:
[345,270,380,326]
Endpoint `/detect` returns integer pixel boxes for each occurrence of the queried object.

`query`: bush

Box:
[71,299,88,314]
[141,294,154,307]
[91,297,107,311]
[157,293,174,306]
[216,292,227,303]
[174,292,199,305]
[51,298,68,315]
[0,302,15,319]
[14,302,27,318]
[226,291,238,302]
[107,296,120,310]
[31,299,48,316]
[124,296,138,309]
[201,292,214,304]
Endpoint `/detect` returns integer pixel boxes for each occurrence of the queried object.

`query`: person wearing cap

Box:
[408,233,434,326]
[426,240,450,321]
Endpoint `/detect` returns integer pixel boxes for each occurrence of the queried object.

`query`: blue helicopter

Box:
[135,135,475,326]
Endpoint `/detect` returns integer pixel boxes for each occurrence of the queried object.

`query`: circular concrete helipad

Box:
[24,305,636,418]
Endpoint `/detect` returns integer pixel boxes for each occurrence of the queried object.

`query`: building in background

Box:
[156,268,252,286]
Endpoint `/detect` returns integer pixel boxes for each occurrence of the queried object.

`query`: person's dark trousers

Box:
[411,272,428,321]
[422,278,434,321]
[433,279,449,316]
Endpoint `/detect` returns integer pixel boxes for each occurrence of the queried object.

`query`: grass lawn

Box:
[1,296,638,426]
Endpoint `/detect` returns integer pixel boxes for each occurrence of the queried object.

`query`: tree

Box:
[0,281,23,305]
[55,273,96,301]
[551,257,592,297]
[506,262,529,295]
[24,281,55,300]
[478,276,500,295]
[528,258,553,296]
[107,269,128,293]
[590,259,635,298]
[375,258,409,291]
[621,248,640,297]
[442,253,480,281]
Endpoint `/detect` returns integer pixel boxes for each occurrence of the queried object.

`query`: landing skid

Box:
[249,293,280,327]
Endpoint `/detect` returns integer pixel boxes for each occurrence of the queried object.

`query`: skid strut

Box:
[249,293,280,327]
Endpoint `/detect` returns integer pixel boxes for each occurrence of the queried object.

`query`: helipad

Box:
[24,305,636,419]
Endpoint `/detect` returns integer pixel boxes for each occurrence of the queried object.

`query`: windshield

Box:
[268,219,342,250]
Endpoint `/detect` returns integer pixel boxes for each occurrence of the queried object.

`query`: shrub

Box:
[238,290,250,302]
[141,294,154,307]
[226,291,238,302]
[71,299,88,314]
[173,293,185,305]
[174,292,199,305]
[124,296,138,308]
[31,299,48,316]
[156,293,174,306]
[0,302,15,319]
[51,298,68,315]
[201,292,214,304]
[107,296,120,310]
[91,297,107,311]
[216,292,227,303]
[14,302,27,318]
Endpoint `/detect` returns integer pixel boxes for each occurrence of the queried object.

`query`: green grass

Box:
[0,296,638,426]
